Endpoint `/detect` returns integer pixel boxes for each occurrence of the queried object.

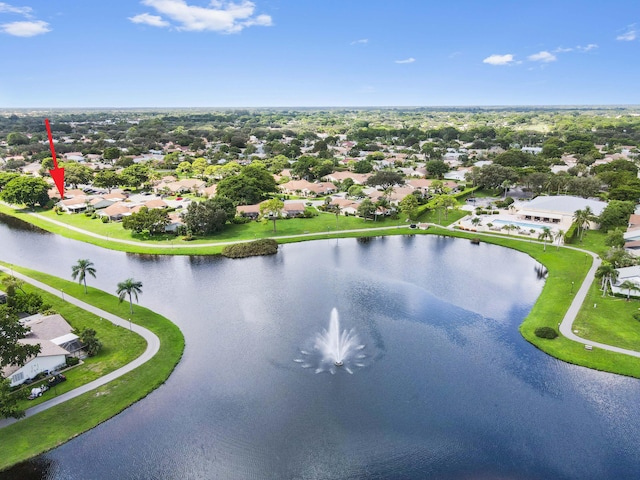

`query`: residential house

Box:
[323,172,371,185]
[58,196,90,214]
[2,314,83,387]
[611,265,640,298]
[280,180,337,197]
[97,203,132,221]
[329,198,360,216]
[165,212,185,233]
[283,202,306,217]
[236,204,261,219]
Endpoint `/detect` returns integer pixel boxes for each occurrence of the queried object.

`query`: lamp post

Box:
[129,318,132,331]
[571,281,575,294]
[61,289,64,301]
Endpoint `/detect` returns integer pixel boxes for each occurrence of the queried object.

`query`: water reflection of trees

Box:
[534,263,548,279]
[1,456,56,480]
[0,213,51,235]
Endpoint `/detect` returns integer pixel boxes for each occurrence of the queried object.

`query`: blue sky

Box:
[1,0,639,107]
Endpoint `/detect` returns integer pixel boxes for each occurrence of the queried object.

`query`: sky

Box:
[0,0,639,108]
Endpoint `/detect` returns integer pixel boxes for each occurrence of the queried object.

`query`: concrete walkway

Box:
[24,209,412,249]
[0,266,160,429]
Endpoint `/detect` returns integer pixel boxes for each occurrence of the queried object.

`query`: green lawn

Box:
[0,203,468,255]
[573,283,640,351]
[0,265,184,471]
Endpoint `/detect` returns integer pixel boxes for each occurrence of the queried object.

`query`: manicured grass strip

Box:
[1,273,147,411]
[0,203,467,256]
[0,265,184,471]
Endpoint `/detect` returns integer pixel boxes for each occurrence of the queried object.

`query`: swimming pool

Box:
[491,219,549,230]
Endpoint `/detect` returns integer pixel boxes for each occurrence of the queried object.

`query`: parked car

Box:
[48,373,66,386]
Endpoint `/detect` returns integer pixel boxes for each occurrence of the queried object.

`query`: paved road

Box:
[0,266,160,429]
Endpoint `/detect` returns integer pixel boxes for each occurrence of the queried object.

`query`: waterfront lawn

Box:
[573,283,640,351]
[433,228,640,378]
[1,203,467,256]
[0,266,184,471]
[1,272,147,410]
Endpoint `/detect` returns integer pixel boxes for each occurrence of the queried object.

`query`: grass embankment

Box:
[430,228,640,378]
[0,201,466,255]
[0,265,185,471]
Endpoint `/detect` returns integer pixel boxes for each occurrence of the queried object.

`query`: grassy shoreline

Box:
[0,266,185,471]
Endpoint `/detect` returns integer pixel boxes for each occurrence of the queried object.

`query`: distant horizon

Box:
[2,104,640,112]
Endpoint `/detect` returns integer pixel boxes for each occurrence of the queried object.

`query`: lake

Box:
[1,216,640,479]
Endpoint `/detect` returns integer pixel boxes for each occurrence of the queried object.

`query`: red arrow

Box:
[45,118,65,198]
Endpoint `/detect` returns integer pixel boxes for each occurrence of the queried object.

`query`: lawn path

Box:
[0,266,160,429]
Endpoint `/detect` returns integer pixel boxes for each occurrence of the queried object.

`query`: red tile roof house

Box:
[236,204,261,219]
[280,180,337,197]
[165,212,185,233]
[283,202,306,218]
[97,203,133,221]
[323,172,371,185]
[57,195,91,214]
[329,198,361,215]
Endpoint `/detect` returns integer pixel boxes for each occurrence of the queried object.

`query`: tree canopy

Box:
[0,176,50,207]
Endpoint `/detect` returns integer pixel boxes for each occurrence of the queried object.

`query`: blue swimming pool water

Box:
[492,219,548,230]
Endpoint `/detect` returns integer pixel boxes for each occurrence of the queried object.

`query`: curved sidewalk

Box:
[0,266,160,429]
[26,210,410,248]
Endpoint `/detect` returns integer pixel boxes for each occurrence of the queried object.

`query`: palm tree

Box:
[573,207,594,242]
[554,229,565,250]
[595,263,618,297]
[71,259,97,294]
[471,217,481,228]
[619,280,639,301]
[538,227,553,251]
[116,278,143,314]
[502,224,516,236]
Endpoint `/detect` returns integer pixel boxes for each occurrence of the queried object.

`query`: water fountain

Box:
[295,308,366,374]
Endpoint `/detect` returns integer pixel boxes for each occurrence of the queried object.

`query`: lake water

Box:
[1,215,640,479]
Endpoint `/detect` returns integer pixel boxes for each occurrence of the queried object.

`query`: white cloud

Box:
[129,12,170,27]
[553,47,573,53]
[350,38,368,45]
[577,43,598,52]
[395,57,415,64]
[137,0,273,33]
[528,50,557,63]
[617,29,636,41]
[0,2,32,16]
[1,19,50,37]
[482,54,515,66]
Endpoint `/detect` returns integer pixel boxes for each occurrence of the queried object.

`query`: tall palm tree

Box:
[116,278,143,314]
[619,280,639,302]
[71,259,97,294]
[595,263,618,297]
[554,229,565,250]
[538,227,553,251]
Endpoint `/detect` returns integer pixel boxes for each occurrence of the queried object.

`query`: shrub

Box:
[66,356,80,367]
[231,216,252,224]
[633,313,640,322]
[534,327,559,339]
[101,216,109,223]
[222,239,278,258]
